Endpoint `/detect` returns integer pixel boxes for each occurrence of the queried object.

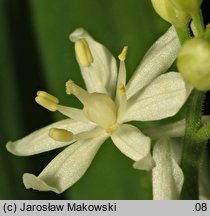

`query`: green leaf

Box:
[0,0,64,199]
[0,0,23,199]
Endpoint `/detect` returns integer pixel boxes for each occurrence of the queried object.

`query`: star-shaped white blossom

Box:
[7,26,189,193]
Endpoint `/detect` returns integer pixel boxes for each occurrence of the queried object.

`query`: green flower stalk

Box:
[151,0,191,43]
[170,0,203,14]
[170,0,204,37]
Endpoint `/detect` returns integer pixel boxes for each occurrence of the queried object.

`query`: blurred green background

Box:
[0,0,209,199]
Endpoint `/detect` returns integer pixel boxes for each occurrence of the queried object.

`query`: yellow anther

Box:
[106,124,118,135]
[37,91,59,103]
[48,128,74,142]
[118,83,126,96]
[75,39,94,67]
[35,91,59,112]
[118,46,128,61]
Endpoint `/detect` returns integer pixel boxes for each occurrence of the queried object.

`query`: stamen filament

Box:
[116,83,127,123]
[117,94,127,124]
[73,127,105,140]
[58,105,90,123]
[115,47,127,113]
[48,128,73,142]
[118,83,126,96]
[35,91,59,111]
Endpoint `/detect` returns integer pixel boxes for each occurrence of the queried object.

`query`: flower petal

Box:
[133,152,155,171]
[145,115,210,139]
[126,26,180,99]
[23,136,107,193]
[111,124,150,161]
[152,139,184,200]
[6,119,96,156]
[122,72,188,122]
[70,28,117,96]
[145,119,186,139]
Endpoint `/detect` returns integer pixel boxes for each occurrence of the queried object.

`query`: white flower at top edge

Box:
[6,26,189,194]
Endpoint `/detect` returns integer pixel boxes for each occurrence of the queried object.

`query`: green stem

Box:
[175,25,191,44]
[180,90,205,199]
[191,9,205,37]
[196,121,210,143]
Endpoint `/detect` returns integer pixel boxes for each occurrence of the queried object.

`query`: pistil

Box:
[66,80,117,129]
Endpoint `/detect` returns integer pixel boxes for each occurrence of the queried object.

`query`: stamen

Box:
[75,39,93,67]
[74,127,105,140]
[35,91,59,111]
[116,83,127,124]
[118,46,128,61]
[106,124,118,135]
[116,93,127,124]
[57,105,90,123]
[118,83,126,96]
[48,128,73,142]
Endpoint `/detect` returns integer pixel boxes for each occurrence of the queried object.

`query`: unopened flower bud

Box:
[177,38,210,91]
[170,0,202,14]
[204,24,210,41]
[151,0,190,27]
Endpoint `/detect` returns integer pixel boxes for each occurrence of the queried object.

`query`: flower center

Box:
[66,80,117,129]
[106,123,119,135]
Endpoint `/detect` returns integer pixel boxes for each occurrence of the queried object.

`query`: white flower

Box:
[144,116,210,200]
[152,138,184,200]
[6,26,188,194]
